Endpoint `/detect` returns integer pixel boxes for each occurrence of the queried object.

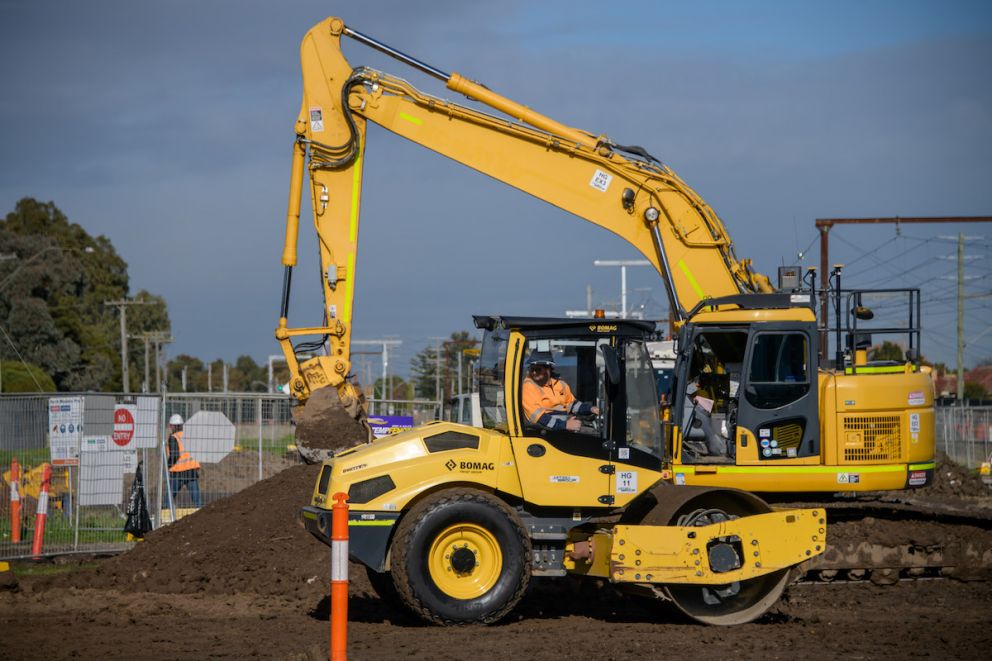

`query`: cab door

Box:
[506,332,611,508]
[735,322,819,461]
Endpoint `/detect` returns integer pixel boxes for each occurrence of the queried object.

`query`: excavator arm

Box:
[278,17,772,460]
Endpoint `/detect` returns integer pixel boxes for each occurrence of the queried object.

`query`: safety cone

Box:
[30,463,52,560]
[9,457,21,544]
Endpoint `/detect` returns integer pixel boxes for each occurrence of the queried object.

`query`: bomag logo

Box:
[446,459,494,472]
[588,324,618,333]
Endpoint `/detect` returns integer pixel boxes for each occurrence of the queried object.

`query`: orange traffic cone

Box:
[30,463,51,560]
[9,457,21,544]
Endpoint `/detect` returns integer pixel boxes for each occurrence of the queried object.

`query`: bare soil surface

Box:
[2,455,991,659]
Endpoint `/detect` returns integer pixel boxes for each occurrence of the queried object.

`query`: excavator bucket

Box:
[292,385,372,464]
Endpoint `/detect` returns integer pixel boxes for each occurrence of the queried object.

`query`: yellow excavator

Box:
[277,17,935,624]
[276,17,935,492]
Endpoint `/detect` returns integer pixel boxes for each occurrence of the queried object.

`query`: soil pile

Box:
[916,452,989,498]
[65,463,360,602]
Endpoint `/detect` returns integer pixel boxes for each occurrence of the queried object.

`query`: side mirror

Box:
[600,345,621,386]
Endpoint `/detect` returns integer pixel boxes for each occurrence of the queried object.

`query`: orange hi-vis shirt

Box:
[522,377,580,429]
[168,431,201,473]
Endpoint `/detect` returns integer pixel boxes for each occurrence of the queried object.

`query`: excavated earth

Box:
[1,458,991,659]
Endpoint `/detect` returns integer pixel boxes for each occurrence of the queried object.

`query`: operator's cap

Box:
[526,351,556,368]
[169,413,184,425]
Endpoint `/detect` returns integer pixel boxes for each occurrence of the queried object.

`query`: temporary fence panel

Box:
[936,405,992,468]
[0,394,165,559]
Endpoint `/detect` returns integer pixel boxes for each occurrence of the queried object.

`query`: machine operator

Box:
[521,352,599,432]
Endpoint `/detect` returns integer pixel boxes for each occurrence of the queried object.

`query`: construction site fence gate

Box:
[0,392,438,560]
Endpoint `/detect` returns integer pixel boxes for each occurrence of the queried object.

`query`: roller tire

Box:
[390,488,531,625]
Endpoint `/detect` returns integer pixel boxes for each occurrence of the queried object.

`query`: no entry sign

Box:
[112,405,137,448]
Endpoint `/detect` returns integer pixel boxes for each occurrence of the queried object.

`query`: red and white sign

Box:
[112,405,137,448]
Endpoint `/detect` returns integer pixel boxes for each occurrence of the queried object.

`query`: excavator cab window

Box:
[678,329,748,463]
[623,339,663,457]
[745,333,810,409]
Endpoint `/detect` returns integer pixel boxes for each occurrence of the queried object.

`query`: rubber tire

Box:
[365,566,408,613]
[390,488,531,625]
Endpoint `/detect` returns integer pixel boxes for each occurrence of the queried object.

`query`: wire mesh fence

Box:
[10,393,980,561]
[937,405,992,468]
[0,392,442,560]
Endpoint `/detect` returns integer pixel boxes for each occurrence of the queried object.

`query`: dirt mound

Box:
[63,463,363,603]
[918,452,989,498]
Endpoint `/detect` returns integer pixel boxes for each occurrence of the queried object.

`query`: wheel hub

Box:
[450,547,477,574]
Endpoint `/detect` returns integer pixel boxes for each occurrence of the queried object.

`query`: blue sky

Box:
[1,1,991,378]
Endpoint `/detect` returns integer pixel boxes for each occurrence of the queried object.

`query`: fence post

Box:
[9,458,20,544]
[257,397,263,483]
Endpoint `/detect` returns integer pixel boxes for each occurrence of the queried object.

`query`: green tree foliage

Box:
[0,360,56,392]
[0,198,170,391]
[963,380,990,401]
[410,331,480,400]
[872,341,905,362]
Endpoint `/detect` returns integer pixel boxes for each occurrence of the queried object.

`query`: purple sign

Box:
[368,415,414,439]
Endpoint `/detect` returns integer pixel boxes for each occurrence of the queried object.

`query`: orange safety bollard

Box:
[30,463,52,560]
[9,457,21,544]
[330,492,349,661]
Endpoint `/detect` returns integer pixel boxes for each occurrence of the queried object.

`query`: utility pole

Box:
[148,333,174,392]
[207,361,212,393]
[957,233,964,401]
[353,339,402,402]
[428,336,449,408]
[938,234,982,402]
[104,298,148,393]
[128,333,151,392]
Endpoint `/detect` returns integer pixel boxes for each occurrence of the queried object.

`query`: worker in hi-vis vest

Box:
[521,352,599,432]
[167,414,202,508]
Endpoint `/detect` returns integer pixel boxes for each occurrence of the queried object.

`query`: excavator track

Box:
[766,492,992,586]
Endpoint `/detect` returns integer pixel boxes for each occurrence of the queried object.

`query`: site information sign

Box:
[49,396,83,466]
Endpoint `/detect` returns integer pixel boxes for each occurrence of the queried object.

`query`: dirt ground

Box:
[1,458,991,660]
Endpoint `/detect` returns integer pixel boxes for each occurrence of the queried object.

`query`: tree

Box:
[872,341,905,362]
[0,198,170,391]
[410,331,480,401]
[963,381,989,402]
[0,360,56,392]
